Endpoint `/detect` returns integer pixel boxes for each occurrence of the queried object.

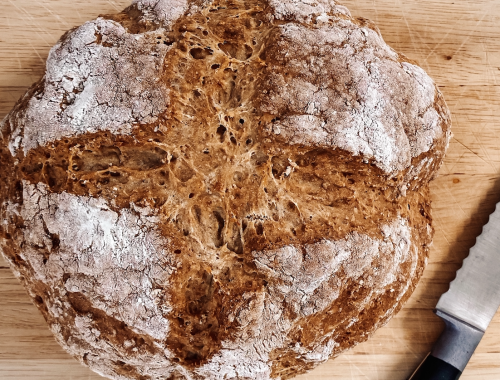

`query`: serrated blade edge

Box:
[436,202,500,332]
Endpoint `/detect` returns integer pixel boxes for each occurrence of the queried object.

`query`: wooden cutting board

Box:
[1,1,499,379]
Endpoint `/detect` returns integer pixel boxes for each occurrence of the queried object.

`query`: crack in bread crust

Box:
[0,0,450,379]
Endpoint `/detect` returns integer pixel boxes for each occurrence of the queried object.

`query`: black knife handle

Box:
[408,353,461,380]
[408,310,484,380]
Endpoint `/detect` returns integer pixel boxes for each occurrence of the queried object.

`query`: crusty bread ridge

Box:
[0,0,451,379]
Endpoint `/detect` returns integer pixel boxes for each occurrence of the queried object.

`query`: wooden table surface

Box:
[1,0,500,379]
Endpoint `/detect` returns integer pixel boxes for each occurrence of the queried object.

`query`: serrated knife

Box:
[408,202,500,380]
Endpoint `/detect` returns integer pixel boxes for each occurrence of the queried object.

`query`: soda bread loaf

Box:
[0,0,451,379]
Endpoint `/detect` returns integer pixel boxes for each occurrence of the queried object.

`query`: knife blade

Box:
[409,201,500,380]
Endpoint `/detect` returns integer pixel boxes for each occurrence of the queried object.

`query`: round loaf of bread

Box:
[0,0,451,379]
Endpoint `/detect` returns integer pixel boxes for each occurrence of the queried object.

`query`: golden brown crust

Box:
[0,0,450,379]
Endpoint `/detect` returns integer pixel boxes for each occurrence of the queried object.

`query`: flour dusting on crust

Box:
[260,21,450,174]
[132,0,189,27]
[196,217,418,379]
[268,0,350,23]
[7,181,192,379]
[7,18,172,156]
[19,181,176,340]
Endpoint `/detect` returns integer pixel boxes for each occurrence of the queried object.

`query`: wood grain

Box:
[1,0,500,379]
